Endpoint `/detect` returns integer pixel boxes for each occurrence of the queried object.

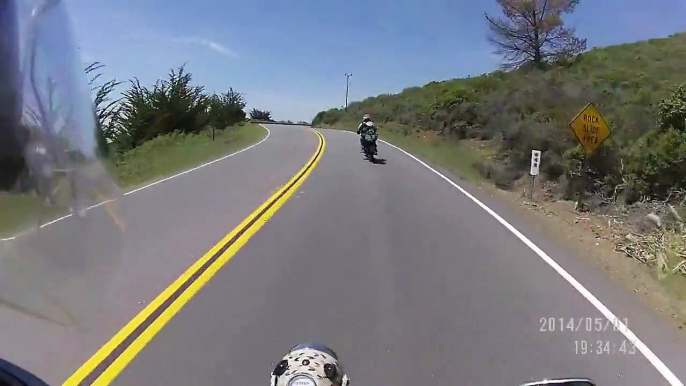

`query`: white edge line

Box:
[0,125,272,241]
[328,128,683,386]
[124,125,271,195]
[39,214,73,229]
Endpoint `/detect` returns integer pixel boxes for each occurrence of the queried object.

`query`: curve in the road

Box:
[103,127,686,386]
[0,126,273,242]
[63,130,325,386]
[356,130,683,386]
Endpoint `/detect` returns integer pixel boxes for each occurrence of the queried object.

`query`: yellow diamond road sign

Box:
[569,103,611,156]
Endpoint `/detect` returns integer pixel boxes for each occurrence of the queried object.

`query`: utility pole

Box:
[344,73,352,111]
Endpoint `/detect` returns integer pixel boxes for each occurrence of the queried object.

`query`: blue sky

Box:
[67,0,686,122]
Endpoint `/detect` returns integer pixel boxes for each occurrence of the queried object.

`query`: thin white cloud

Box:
[173,37,239,58]
[122,28,238,58]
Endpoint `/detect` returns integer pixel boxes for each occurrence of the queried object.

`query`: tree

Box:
[208,88,247,130]
[85,62,123,152]
[117,65,211,151]
[223,87,247,110]
[485,0,587,69]
[249,108,272,121]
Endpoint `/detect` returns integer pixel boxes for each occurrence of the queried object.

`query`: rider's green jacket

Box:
[357,121,378,142]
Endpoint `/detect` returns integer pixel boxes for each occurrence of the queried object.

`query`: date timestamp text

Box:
[540,317,629,332]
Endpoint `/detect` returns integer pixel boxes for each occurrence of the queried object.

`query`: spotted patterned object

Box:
[270,343,351,386]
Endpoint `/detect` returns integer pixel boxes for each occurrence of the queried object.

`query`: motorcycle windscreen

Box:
[0,0,128,331]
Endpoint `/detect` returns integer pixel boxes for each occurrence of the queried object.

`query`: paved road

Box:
[1,124,686,386]
[103,126,683,386]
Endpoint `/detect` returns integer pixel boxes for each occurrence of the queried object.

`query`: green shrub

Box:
[658,84,686,132]
[208,88,247,130]
[624,128,686,200]
[115,65,210,152]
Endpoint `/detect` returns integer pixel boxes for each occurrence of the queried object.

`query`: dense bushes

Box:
[249,108,273,121]
[658,84,686,133]
[88,63,250,155]
[208,88,247,131]
[312,32,686,203]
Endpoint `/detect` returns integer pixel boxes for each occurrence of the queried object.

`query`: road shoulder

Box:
[322,126,686,336]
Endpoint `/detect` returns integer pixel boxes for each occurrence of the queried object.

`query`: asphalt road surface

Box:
[1,124,686,386]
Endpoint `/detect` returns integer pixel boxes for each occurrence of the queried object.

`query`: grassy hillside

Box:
[313,32,686,204]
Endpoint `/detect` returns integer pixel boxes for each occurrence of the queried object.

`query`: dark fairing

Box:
[0,358,49,386]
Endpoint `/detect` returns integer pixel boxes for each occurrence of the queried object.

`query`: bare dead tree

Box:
[485,0,587,69]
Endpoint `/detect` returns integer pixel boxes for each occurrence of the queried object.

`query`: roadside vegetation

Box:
[249,108,274,121]
[1,62,270,236]
[93,63,269,187]
[313,0,686,286]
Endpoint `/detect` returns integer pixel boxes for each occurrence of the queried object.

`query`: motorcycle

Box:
[358,121,379,162]
[0,343,597,386]
[362,139,378,161]
[268,343,595,386]
[0,358,50,386]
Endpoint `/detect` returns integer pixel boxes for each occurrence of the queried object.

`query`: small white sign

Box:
[530,150,541,176]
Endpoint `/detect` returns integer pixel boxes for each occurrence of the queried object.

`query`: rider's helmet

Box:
[362,114,371,122]
[0,0,125,329]
[270,343,351,386]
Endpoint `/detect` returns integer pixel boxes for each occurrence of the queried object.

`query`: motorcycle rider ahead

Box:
[356,113,378,159]
[355,114,369,151]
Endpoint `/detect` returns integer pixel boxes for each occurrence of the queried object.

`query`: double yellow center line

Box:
[64,130,326,386]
